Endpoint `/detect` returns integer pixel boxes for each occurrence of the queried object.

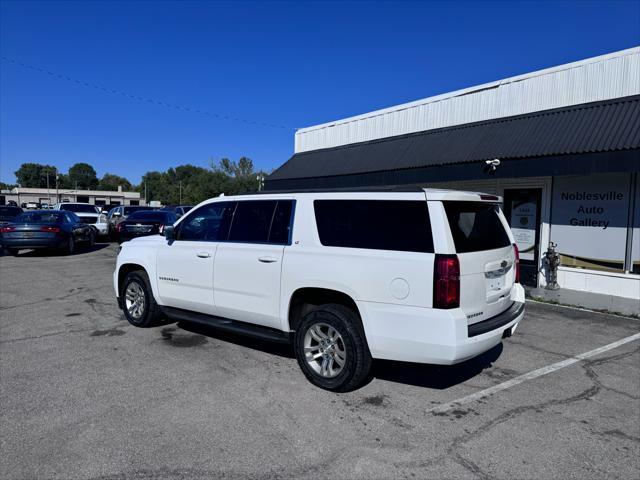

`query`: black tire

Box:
[65,236,75,255]
[87,229,96,247]
[294,303,372,392]
[6,248,19,256]
[121,270,162,328]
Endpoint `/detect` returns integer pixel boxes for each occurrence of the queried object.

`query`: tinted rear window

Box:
[60,204,99,213]
[127,211,174,222]
[15,212,65,224]
[124,206,154,214]
[314,200,433,253]
[443,201,511,253]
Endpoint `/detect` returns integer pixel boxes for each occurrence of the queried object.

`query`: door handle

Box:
[258,256,278,263]
[196,252,211,258]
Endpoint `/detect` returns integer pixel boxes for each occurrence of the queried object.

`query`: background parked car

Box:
[114,210,177,243]
[107,205,155,239]
[0,210,95,255]
[0,206,24,225]
[54,202,109,238]
[161,205,194,218]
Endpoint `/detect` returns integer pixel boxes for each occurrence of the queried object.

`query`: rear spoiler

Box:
[422,188,503,203]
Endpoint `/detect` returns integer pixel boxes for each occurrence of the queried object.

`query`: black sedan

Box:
[0,210,95,256]
[114,210,177,243]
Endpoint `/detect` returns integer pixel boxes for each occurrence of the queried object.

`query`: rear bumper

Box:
[118,232,158,242]
[1,238,67,249]
[358,284,526,365]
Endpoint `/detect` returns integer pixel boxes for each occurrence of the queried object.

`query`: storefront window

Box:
[631,175,639,274]
[550,173,631,273]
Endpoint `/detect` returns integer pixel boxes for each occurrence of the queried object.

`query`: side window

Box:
[228,201,277,243]
[269,201,294,244]
[313,200,434,253]
[177,202,234,241]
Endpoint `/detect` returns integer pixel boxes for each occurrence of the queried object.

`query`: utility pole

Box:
[55,168,59,204]
[144,181,147,206]
[46,171,50,204]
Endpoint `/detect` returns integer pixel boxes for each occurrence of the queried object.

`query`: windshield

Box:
[0,207,22,221]
[15,212,65,224]
[124,206,154,214]
[127,211,174,222]
[60,204,100,214]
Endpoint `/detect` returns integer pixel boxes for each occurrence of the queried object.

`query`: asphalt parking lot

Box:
[1,244,639,480]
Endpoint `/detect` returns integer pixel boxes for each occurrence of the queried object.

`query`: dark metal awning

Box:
[266,95,640,190]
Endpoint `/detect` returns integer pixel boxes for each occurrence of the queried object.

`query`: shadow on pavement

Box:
[372,343,504,389]
[177,319,504,390]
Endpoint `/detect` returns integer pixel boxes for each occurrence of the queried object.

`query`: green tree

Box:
[68,163,98,190]
[0,181,17,190]
[138,158,265,205]
[211,157,265,195]
[98,173,133,191]
[14,163,58,188]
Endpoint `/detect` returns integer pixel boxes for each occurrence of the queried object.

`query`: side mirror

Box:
[164,225,175,241]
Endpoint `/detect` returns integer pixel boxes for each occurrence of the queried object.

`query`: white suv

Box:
[114,189,525,391]
[54,202,109,237]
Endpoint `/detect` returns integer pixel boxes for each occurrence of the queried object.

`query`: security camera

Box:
[485,158,501,173]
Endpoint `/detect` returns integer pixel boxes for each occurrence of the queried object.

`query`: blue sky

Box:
[1,0,639,185]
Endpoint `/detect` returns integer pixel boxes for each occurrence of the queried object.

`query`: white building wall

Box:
[295,47,640,153]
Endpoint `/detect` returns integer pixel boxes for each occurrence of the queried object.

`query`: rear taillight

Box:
[116,223,123,232]
[40,226,60,233]
[513,243,520,283]
[433,254,460,309]
[0,226,15,234]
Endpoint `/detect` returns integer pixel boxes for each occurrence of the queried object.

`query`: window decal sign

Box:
[510,200,537,261]
[550,173,630,272]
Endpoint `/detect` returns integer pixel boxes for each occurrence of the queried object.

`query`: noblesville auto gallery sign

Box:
[560,190,624,229]
[550,173,631,272]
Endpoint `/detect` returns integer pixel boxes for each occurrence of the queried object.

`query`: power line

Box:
[1,56,293,130]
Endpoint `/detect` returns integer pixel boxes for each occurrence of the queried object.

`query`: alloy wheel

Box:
[303,322,347,378]
[125,281,146,319]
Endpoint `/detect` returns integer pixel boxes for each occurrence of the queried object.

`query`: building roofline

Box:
[296,46,640,135]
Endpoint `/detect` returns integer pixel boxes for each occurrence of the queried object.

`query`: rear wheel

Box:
[87,229,96,247]
[64,236,75,255]
[294,304,372,392]
[121,270,162,327]
[6,248,19,256]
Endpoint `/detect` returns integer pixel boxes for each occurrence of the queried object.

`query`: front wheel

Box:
[294,304,372,392]
[121,270,162,327]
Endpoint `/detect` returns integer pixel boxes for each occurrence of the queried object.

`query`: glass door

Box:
[503,188,542,287]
